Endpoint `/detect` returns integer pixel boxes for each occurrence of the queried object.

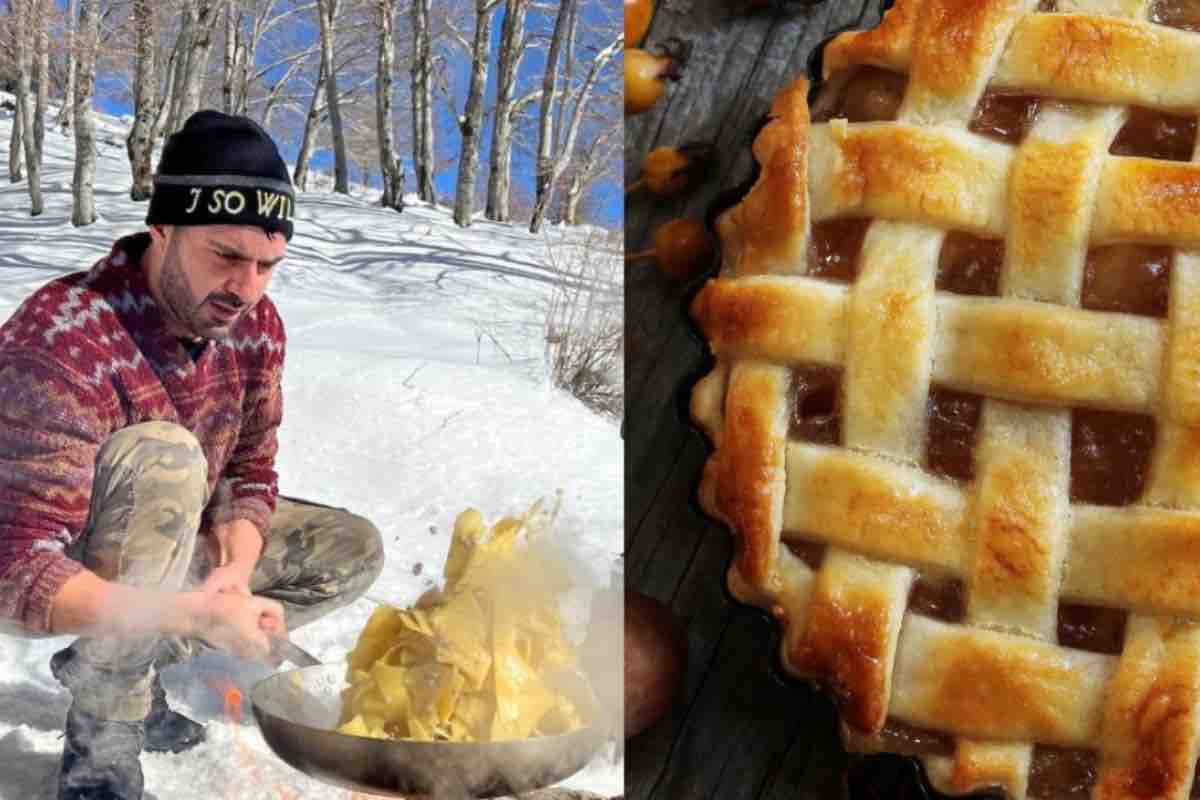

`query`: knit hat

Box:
[145,110,295,240]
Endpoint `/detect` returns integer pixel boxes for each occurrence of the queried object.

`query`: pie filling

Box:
[811,66,907,125]
[1110,107,1198,161]
[1069,409,1156,507]
[937,232,1004,299]
[925,390,983,484]
[969,92,1042,145]
[790,367,842,445]
[809,218,870,283]
[1027,746,1099,800]
[1150,0,1200,32]
[1082,245,1171,319]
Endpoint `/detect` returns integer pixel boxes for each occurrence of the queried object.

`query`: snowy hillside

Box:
[0,98,623,799]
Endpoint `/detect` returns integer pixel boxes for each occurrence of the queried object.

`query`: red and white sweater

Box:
[0,232,285,633]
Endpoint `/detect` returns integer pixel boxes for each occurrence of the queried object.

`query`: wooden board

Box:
[623,1,912,798]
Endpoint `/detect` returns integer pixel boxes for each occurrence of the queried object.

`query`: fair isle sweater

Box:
[0,233,285,633]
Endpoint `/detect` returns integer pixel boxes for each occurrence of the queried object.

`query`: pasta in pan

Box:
[336,501,596,742]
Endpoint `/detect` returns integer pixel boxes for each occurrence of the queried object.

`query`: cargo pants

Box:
[44,421,385,721]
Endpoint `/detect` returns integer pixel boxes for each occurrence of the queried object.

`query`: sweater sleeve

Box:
[0,355,106,633]
[205,302,285,539]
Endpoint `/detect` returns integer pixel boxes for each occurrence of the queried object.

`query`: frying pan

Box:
[249,661,605,798]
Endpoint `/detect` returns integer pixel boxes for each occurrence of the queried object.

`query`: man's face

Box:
[151,225,287,340]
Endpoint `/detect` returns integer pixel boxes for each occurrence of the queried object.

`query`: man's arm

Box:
[50,568,286,661]
[202,518,264,595]
[205,300,286,540]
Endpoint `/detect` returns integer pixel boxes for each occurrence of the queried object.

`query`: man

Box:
[0,111,384,799]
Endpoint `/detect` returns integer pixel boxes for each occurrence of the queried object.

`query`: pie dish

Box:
[688,0,1200,797]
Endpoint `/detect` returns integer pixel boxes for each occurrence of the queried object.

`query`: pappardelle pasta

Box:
[336,500,597,742]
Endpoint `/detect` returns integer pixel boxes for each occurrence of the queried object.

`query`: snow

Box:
[0,96,623,799]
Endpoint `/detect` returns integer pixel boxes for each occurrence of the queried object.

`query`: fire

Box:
[211,677,390,799]
[224,685,243,723]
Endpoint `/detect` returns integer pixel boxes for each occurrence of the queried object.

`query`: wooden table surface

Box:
[621,1,954,798]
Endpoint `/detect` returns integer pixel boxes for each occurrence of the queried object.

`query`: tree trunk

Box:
[410,0,434,203]
[127,0,157,201]
[528,0,575,234]
[72,0,99,226]
[293,57,326,191]
[9,99,23,183]
[33,0,47,165]
[7,0,22,182]
[152,35,182,144]
[167,1,195,133]
[563,130,616,225]
[57,0,76,129]
[317,0,349,193]
[452,0,500,227]
[553,0,577,157]
[180,0,219,124]
[376,0,402,210]
[484,0,528,223]
[223,0,236,113]
[16,0,43,214]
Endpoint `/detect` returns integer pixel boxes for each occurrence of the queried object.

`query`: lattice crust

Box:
[690,0,1200,797]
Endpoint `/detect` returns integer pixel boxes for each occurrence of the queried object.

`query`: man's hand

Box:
[182,590,287,663]
[201,519,263,597]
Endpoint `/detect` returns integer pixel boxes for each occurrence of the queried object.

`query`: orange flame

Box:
[224,685,243,724]
[212,677,385,798]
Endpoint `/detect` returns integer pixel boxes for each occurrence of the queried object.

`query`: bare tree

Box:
[316,0,349,193]
[483,0,528,223]
[126,0,156,200]
[562,124,618,224]
[15,0,44,214]
[166,0,195,132]
[72,0,98,226]
[554,0,577,156]
[223,0,236,113]
[5,0,23,183]
[293,55,325,191]
[410,0,434,203]
[529,26,620,232]
[376,0,402,210]
[178,0,219,124]
[151,33,181,143]
[8,99,22,182]
[451,0,502,226]
[33,0,46,163]
[56,0,75,128]
[528,0,573,234]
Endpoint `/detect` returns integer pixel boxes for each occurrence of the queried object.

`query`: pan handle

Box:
[269,636,322,668]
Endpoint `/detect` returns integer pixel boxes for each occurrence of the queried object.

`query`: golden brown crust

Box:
[823,0,918,78]
[811,123,1011,235]
[993,15,1200,113]
[689,276,847,365]
[784,444,967,573]
[891,618,1112,746]
[932,297,1164,412]
[1093,619,1200,800]
[792,574,893,732]
[1093,159,1200,250]
[708,363,789,589]
[714,79,811,277]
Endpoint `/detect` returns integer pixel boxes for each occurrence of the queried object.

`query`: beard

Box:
[159,234,248,340]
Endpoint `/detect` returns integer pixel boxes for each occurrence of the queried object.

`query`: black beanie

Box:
[145,110,295,240]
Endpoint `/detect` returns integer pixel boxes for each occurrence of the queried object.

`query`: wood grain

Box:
[624,1,893,798]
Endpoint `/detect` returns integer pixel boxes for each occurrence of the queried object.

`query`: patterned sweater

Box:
[0,233,285,633]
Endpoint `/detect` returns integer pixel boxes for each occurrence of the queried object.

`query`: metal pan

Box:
[250,663,604,798]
